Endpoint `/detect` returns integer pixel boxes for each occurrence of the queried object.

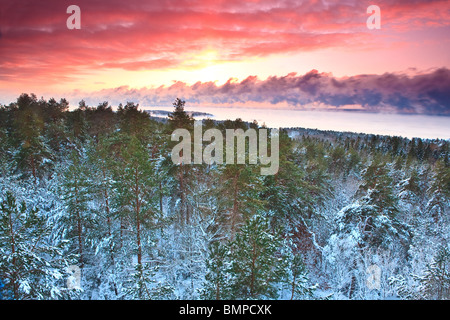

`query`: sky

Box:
[1,0,450,115]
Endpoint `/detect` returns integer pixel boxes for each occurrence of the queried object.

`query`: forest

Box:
[0,93,449,300]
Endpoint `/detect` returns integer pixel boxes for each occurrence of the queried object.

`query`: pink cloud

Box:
[0,0,449,85]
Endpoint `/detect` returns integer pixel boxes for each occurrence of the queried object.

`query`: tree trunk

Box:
[135,168,142,267]
[159,181,163,214]
[230,172,240,239]
[31,154,37,184]
[290,275,297,300]
[103,169,118,296]
[8,208,18,299]
[249,240,257,299]
[75,180,83,268]
[216,282,221,300]
[179,163,187,225]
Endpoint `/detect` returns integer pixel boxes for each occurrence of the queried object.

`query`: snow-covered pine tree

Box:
[201,241,231,300]
[84,136,123,299]
[228,214,283,299]
[217,163,265,239]
[0,191,73,299]
[426,160,450,221]
[418,245,450,300]
[280,240,314,300]
[60,148,95,270]
[348,158,410,249]
[391,245,450,300]
[109,134,162,299]
[13,94,54,184]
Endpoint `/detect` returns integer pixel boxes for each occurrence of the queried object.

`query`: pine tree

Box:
[0,191,73,299]
[345,147,361,176]
[262,130,306,223]
[418,245,450,300]
[126,259,174,299]
[426,161,450,221]
[330,145,346,175]
[357,159,399,216]
[228,214,283,299]
[60,147,95,269]
[211,122,268,238]
[0,125,14,176]
[280,242,314,300]
[117,102,151,141]
[166,98,194,225]
[43,97,69,152]
[218,163,265,239]
[67,101,89,140]
[262,130,328,256]
[87,136,122,298]
[201,241,231,300]
[86,101,117,139]
[14,94,53,183]
[341,158,410,249]
[399,168,422,203]
[167,98,193,131]
[398,167,430,224]
[109,134,160,298]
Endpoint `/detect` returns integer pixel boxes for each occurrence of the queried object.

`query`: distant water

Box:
[146,106,450,140]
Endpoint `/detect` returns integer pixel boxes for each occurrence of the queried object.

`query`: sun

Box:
[183,49,220,68]
[176,48,232,83]
[198,49,219,64]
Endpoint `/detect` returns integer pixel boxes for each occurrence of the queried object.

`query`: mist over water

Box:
[146,106,450,140]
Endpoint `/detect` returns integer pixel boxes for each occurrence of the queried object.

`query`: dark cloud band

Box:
[74,68,450,115]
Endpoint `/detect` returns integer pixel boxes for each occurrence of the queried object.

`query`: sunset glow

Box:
[0,0,449,114]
